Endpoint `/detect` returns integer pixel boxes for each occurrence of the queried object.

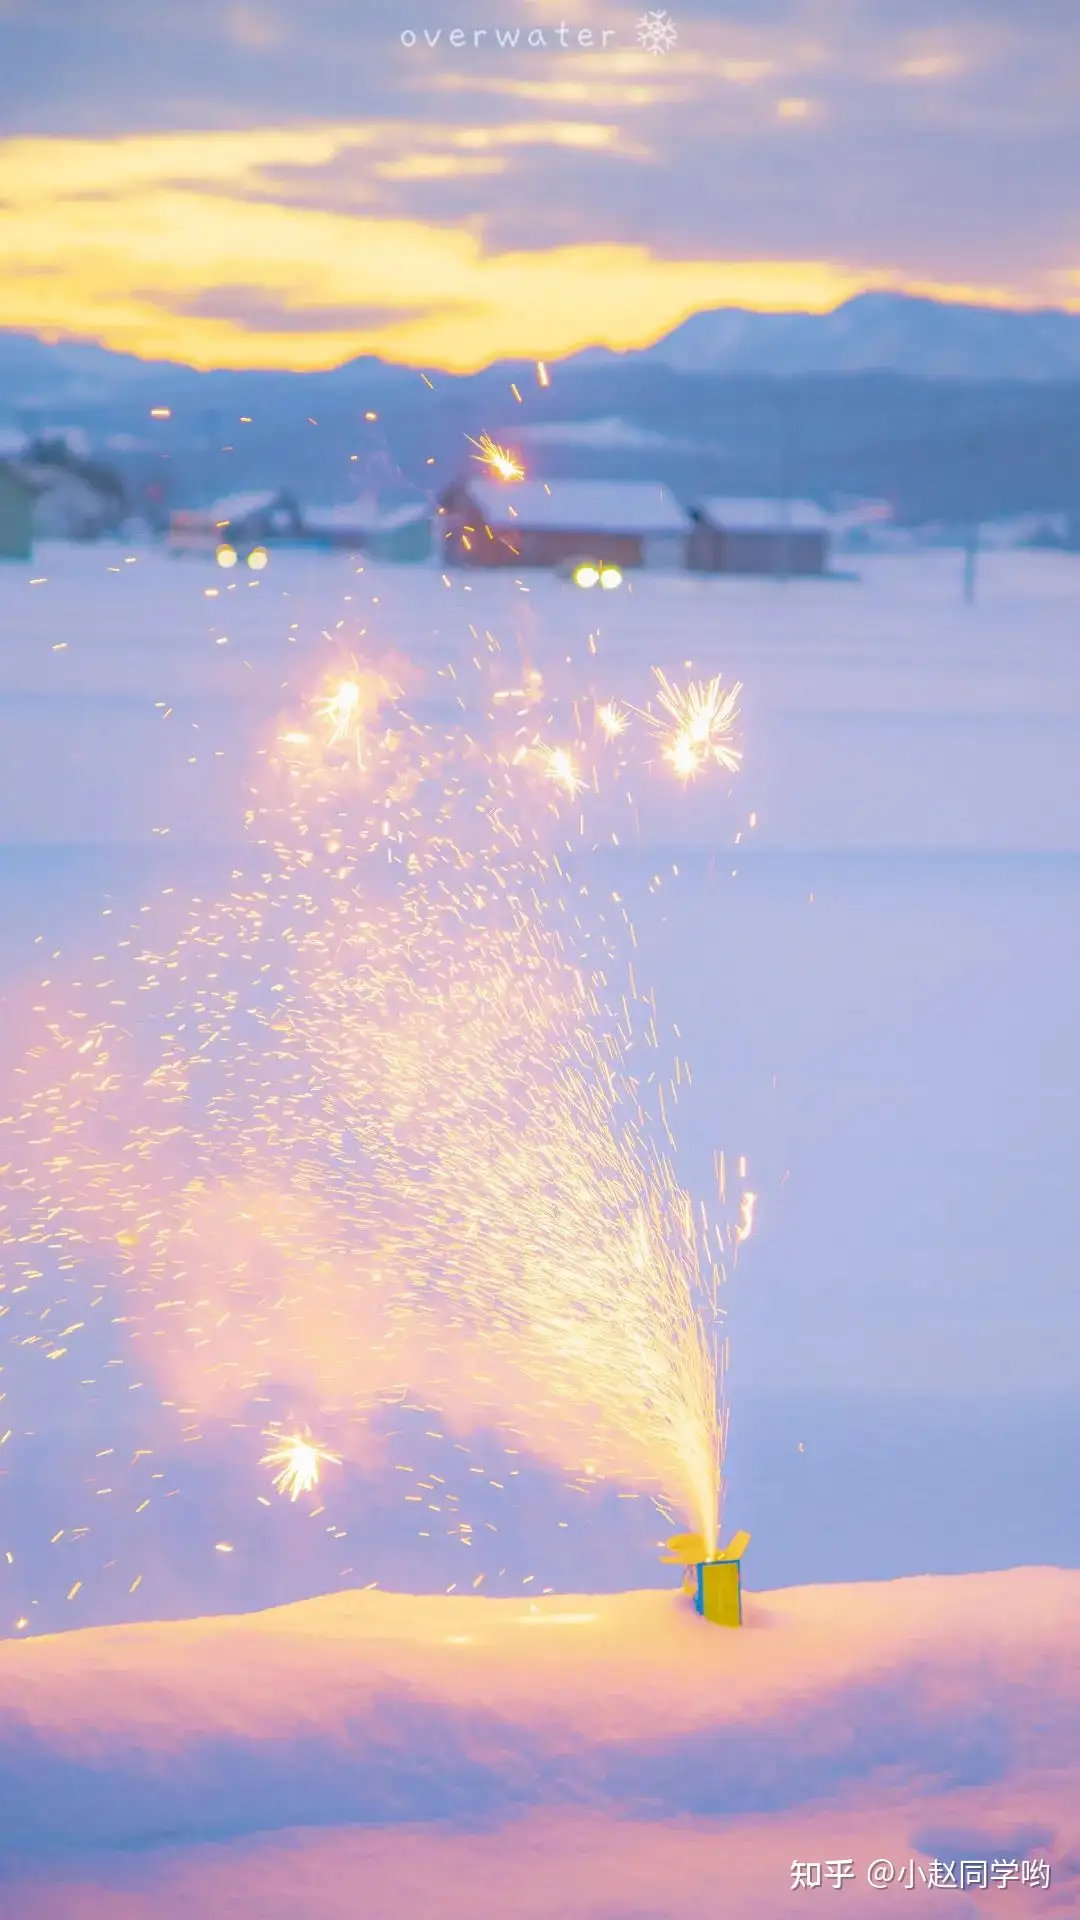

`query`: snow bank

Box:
[1,1570,1077,1915]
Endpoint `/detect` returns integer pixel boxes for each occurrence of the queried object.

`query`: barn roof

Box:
[695,496,830,533]
[461,479,689,534]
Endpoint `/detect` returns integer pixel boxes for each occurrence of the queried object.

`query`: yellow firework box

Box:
[664,1529,750,1627]
[696,1555,742,1626]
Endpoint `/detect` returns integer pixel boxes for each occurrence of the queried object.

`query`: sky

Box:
[1,0,1079,370]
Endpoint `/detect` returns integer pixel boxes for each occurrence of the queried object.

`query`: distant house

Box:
[439,478,690,569]
[210,489,304,544]
[167,510,220,556]
[303,497,432,563]
[10,437,127,542]
[0,462,34,561]
[688,498,831,576]
[168,488,304,557]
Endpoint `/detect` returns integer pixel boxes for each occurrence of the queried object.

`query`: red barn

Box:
[439,478,690,569]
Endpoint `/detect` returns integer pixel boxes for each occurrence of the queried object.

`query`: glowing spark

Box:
[669,732,699,781]
[468,433,525,481]
[537,744,585,796]
[597,702,628,741]
[639,670,743,781]
[315,678,364,751]
[260,1433,341,1502]
[734,1192,756,1244]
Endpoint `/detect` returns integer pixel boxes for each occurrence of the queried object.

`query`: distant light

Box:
[247,547,268,570]
[365,411,378,421]
[573,563,600,588]
[599,565,623,589]
[240,416,252,423]
[215,545,238,569]
[536,360,550,388]
[150,407,171,419]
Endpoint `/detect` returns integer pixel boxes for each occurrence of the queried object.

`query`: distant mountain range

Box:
[5,293,1080,405]
[575,292,1080,383]
[5,294,1080,529]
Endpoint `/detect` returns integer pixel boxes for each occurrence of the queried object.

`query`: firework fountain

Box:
[0,630,746,1620]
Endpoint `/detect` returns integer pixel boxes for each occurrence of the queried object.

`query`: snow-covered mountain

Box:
[5,294,1080,406]
[564,291,1080,382]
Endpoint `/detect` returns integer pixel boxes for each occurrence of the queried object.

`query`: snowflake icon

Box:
[636,8,678,54]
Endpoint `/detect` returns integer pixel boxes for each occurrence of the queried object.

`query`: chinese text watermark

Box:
[790,1856,1052,1891]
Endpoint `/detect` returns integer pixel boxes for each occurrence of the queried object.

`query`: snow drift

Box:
[1,1569,1078,1916]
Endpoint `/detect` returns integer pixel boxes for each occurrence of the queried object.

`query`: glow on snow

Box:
[0,621,746,1622]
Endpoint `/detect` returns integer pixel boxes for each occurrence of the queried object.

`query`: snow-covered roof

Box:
[211,490,289,522]
[305,501,429,534]
[696,496,830,533]
[463,479,689,534]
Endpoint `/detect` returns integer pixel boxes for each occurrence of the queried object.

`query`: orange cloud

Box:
[0,126,1064,373]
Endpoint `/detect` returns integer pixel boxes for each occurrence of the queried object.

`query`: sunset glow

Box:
[0,127,1054,373]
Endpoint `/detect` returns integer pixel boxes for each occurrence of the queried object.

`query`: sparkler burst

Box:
[261,1433,341,1502]
[316,675,363,748]
[639,669,743,781]
[536,742,586,795]
[597,701,629,741]
[468,432,525,481]
[311,667,400,762]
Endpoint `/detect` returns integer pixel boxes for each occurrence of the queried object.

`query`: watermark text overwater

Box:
[400,10,678,53]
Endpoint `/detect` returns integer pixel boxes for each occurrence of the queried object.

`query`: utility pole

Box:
[776,386,794,582]
[204,407,222,508]
[963,523,979,604]
[963,430,980,604]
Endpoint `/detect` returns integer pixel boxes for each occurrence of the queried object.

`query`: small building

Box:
[8,438,127,542]
[168,489,304,557]
[0,462,34,561]
[167,509,220,556]
[688,498,831,576]
[439,478,690,569]
[210,488,304,545]
[303,497,432,563]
